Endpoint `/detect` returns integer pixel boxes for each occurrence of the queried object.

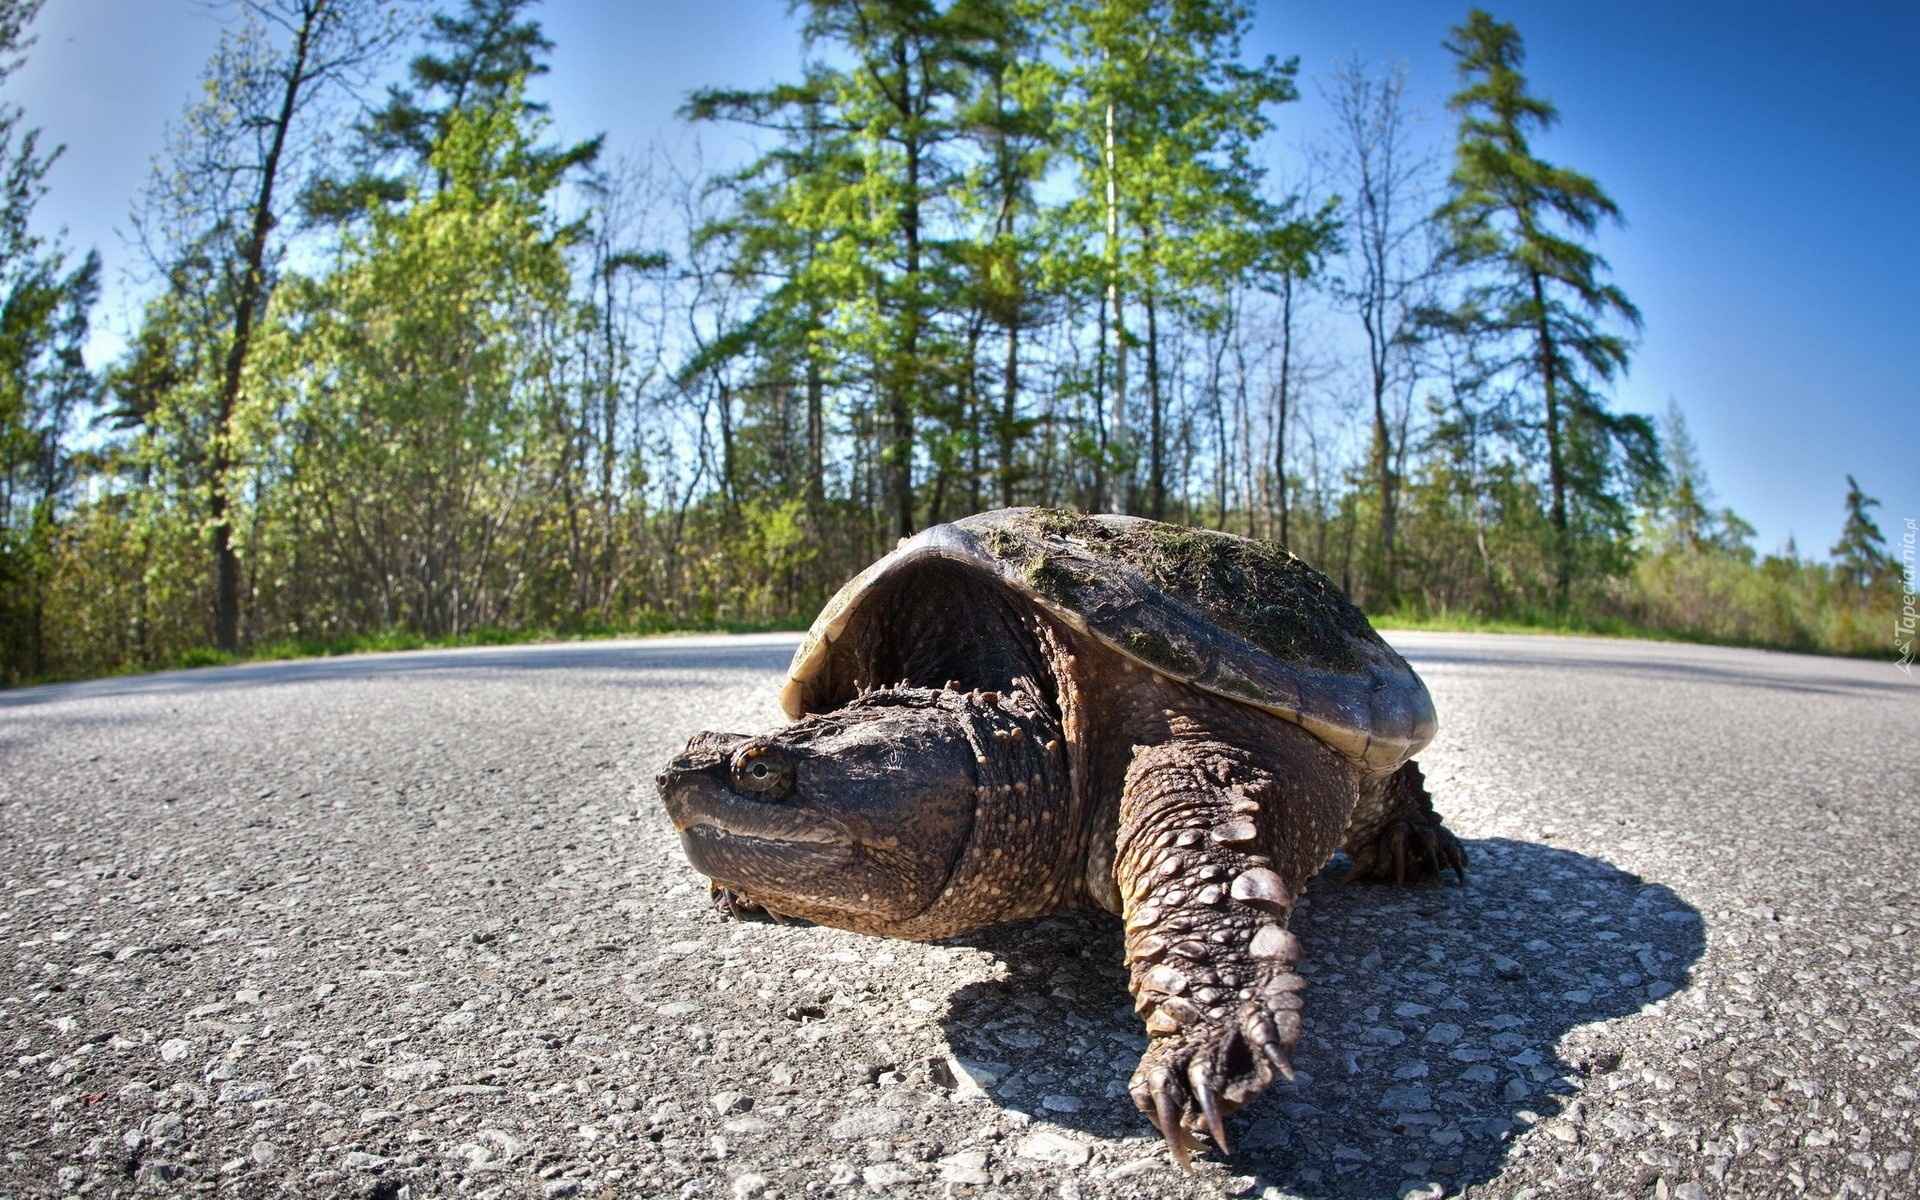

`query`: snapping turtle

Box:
[657,507,1464,1162]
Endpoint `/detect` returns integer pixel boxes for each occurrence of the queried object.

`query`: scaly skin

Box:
[1112,722,1355,1163]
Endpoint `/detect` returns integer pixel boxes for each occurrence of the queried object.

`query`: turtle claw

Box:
[710,884,777,922]
[1345,817,1467,886]
[1190,1065,1232,1154]
[1272,1049,1296,1081]
[1130,981,1304,1165]
[1132,1066,1197,1168]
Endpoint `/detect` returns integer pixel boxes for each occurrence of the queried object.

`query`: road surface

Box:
[1,632,1915,1199]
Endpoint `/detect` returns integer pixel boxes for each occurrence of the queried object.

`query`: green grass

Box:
[1369,605,1894,661]
[20,602,1893,691]
[1371,607,1656,640]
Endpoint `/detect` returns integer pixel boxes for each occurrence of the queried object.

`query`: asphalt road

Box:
[2,631,1916,1200]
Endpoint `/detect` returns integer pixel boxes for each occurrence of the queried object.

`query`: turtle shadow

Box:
[935,837,1706,1198]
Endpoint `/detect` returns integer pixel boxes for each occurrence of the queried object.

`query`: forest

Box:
[0,0,1907,685]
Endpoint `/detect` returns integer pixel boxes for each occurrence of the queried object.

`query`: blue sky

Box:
[17,0,1917,559]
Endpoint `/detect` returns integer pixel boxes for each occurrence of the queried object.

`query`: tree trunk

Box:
[965,316,983,516]
[998,323,1019,509]
[1141,220,1164,522]
[716,380,735,520]
[806,330,825,508]
[1274,271,1294,547]
[1235,329,1254,538]
[1204,306,1229,529]
[1369,349,1396,606]
[891,119,922,538]
[1531,269,1569,605]
[1091,286,1108,508]
[209,9,317,652]
[1104,94,1128,514]
[1145,287,1163,522]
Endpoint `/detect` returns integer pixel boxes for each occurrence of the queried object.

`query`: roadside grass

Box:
[1370,605,1896,661]
[1371,607,1651,640]
[16,606,1899,691]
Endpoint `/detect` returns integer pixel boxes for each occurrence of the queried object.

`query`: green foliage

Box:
[5,2,1899,685]
[250,79,579,639]
[0,0,101,684]
[303,0,599,221]
[1830,474,1897,600]
[1431,8,1655,604]
[1390,409,1897,658]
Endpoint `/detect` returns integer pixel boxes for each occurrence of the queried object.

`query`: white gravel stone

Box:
[1108,1157,1161,1180]
[829,1106,904,1140]
[731,1173,769,1199]
[937,1149,991,1185]
[1016,1128,1090,1168]
[862,1161,919,1188]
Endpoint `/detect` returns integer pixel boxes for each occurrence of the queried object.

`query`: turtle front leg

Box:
[1342,760,1467,885]
[1114,736,1345,1165]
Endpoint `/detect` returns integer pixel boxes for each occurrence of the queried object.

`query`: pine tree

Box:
[304,0,598,221]
[687,66,863,519]
[952,0,1051,514]
[1831,474,1893,600]
[1654,400,1751,558]
[1434,9,1657,605]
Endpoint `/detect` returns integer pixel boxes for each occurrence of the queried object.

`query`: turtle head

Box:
[657,684,1066,937]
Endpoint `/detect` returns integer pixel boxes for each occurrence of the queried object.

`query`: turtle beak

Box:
[657,732,853,885]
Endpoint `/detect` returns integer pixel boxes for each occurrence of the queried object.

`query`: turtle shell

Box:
[781,507,1436,775]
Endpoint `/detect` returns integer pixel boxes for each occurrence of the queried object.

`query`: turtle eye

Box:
[730,744,794,798]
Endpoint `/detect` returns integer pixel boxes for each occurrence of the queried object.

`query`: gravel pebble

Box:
[731,1172,769,1199]
[938,1148,991,1184]
[1016,1127,1091,1167]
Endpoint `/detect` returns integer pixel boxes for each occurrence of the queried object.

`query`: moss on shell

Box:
[1122,627,1205,678]
[981,527,1023,561]
[1021,551,1098,609]
[993,508,1372,676]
